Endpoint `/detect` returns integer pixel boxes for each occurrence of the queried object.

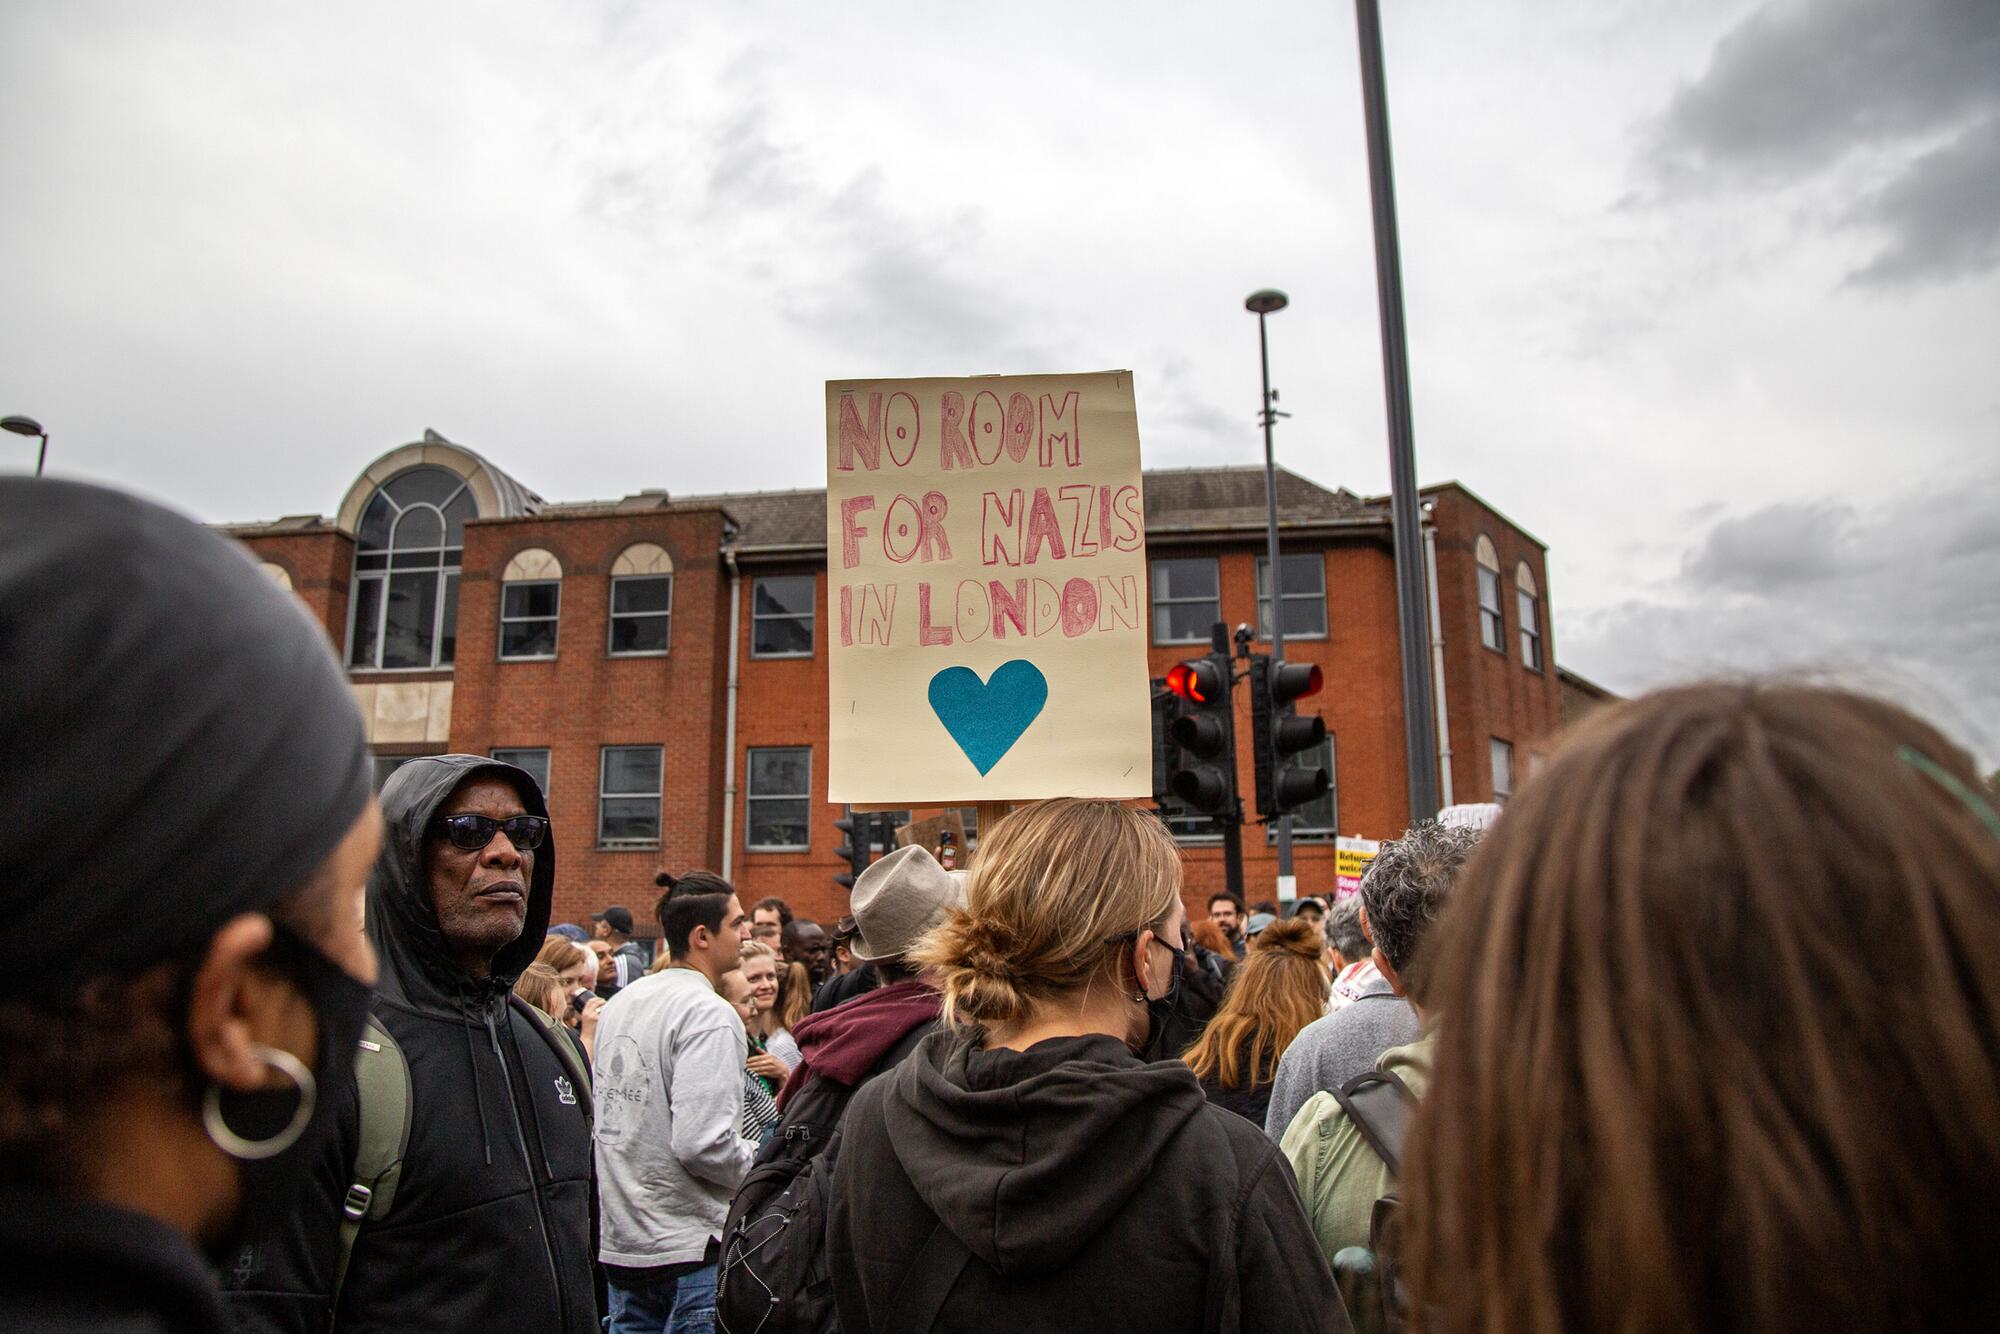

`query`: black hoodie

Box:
[224,756,598,1334]
[828,1029,1348,1333]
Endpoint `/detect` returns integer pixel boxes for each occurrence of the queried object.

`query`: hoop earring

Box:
[202,1045,317,1161]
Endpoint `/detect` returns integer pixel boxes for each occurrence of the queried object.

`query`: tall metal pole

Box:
[1254,308,1295,884]
[1354,0,1441,823]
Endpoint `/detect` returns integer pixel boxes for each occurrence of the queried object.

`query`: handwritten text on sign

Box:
[825,372,1152,804]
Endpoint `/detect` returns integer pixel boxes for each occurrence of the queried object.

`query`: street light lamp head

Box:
[1,416,45,438]
[1244,289,1289,315]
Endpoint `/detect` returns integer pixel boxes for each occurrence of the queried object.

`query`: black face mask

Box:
[208,920,374,1260]
[1134,936,1190,1061]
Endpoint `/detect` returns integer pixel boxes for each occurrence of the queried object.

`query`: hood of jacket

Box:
[879,1029,1208,1275]
[369,754,555,1014]
[777,979,939,1108]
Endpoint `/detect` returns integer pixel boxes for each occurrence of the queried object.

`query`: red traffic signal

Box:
[1166,659,1227,705]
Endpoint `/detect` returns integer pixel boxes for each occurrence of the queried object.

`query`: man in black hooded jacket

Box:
[224,755,598,1333]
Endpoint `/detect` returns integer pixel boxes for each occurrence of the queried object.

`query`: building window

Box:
[1491,736,1514,803]
[746,747,811,850]
[1267,735,1338,840]
[752,576,815,657]
[497,549,562,660]
[1255,553,1329,640]
[598,745,663,848]
[1516,561,1543,671]
[347,466,474,670]
[492,747,551,799]
[606,543,674,656]
[1151,557,1221,644]
[1476,535,1504,653]
[370,754,419,793]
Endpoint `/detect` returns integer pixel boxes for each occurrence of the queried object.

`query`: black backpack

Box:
[716,1022,931,1334]
[1331,1068,1418,1334]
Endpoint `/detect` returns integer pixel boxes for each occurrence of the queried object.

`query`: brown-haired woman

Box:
[1183,916,1329,1126]
[826,798,1347,1333]
[1405,681,2000,1333]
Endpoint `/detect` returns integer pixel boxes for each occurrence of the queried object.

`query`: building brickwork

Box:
[227,437,1566,933]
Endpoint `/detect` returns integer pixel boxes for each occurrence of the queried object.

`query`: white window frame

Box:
[745,746,813,851]
[492,747,551,798]
[498,581,561,661]
[598,745,664,849]
[1476,535,1505,654]
[1491,736,1515,803]
[1516,562,1543,672]
[1150,557,1222,645]
[608,574,674,657]
[750,576,816,659]
[1255,553,1329,641]
[345,469,471,672]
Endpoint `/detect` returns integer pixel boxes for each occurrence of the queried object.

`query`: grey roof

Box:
[693,467,1381,553]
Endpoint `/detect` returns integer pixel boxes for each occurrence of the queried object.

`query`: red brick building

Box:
[226,430,1564,930]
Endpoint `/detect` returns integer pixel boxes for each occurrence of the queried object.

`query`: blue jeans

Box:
[606,1263,717,1334]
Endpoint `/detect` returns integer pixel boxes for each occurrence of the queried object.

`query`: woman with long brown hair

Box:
[1404,681,2000,1333]
[1182,916,1329,1125]
[825,798,1345,1332]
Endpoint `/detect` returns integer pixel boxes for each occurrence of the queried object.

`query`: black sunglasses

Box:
[430,813,549,852]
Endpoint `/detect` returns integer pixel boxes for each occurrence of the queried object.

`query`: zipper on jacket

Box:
[485,1004,567,1319]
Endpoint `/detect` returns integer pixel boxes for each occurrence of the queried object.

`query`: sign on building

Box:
[825,371,1151,804]
[1334,836,1382,899]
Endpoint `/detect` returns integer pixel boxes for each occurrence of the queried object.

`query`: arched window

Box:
[499,548,563,660]
[1515,561,1543,671]
[609,543,674,656]
[347,467,475,669]
[1475,535,1504,653]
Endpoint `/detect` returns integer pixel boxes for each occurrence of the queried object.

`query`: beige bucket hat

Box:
[848,844,967,963]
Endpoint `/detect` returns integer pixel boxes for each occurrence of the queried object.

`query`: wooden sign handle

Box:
[975,801,1012,836]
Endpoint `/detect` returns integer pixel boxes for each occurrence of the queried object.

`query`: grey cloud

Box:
[1563,475,2000,765]
[1680,500,1862,589]
[1643,0,2000,286]
[1648,0,1999,184]
[1845,114,2000,286]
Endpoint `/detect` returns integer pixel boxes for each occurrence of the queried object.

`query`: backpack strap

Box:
[508,994,595,1132]
[879,1219,972,1334]
[333,1015,412,1321]
[1333,1068,1418,1175]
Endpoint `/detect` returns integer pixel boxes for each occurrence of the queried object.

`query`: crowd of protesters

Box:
[5,476,2000,1334]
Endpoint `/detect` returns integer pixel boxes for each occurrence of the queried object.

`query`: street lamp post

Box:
[1,416,48,476]
[1245,288,1297,890]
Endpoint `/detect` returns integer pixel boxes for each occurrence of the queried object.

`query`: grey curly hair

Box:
[1359,819,1483,1003]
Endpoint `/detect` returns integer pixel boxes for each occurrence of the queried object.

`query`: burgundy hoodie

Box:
[776,979,940,1110]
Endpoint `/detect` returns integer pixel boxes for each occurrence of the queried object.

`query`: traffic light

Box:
[1164,655,1236,815]
[1250,655,1328,816]
[833,807,871,889]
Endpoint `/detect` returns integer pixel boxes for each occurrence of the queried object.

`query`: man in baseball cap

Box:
[592,904,649,992]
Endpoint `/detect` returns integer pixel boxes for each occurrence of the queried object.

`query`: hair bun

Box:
[952,914,1024,981]
[655,871,678,889]
[1252,916,1323,960]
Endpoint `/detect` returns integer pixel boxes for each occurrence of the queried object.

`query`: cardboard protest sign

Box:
[1334,836,1381,900]
[825,372,1151,804]
[894,809,966,852]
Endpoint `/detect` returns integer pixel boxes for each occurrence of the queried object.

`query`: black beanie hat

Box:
[0,479,371,993]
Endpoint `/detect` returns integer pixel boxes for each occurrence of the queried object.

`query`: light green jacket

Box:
[1278,1029,1436,1265]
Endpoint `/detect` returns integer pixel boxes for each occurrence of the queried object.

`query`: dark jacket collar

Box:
[0,1190,230,1333]
[368,755,556,1016]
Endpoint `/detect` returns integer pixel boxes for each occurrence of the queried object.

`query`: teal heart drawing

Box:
[927,660,1049,776]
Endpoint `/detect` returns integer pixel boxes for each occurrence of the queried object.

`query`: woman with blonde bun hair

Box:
[825,798,1346,1333]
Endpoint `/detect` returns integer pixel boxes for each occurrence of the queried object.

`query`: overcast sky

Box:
[4,0,1995,763]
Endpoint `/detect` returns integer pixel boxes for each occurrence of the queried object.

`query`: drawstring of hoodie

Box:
[503,1011,557,1181]
[462,1007,494,1167]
